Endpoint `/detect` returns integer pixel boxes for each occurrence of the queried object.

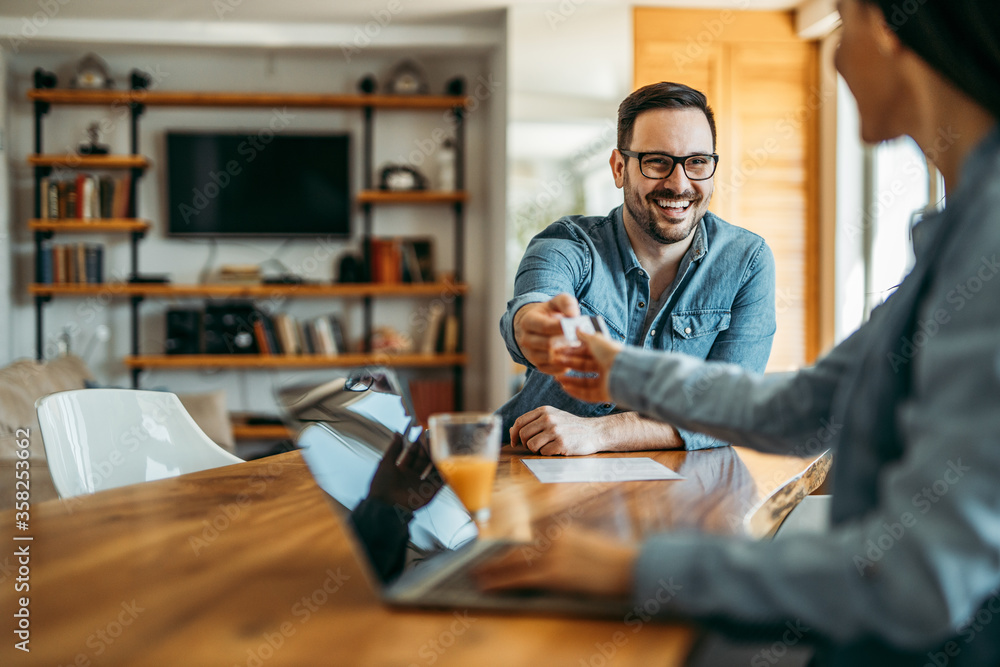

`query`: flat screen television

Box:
[166,132,351,237]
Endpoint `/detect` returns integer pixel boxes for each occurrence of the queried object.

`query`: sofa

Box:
[0,355,236,510]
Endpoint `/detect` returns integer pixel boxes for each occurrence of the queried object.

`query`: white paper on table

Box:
[520,457,684,483]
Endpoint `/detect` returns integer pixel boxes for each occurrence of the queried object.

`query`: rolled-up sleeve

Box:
[500,222,591,367]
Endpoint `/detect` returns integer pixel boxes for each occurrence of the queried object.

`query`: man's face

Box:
[612,107,715,245]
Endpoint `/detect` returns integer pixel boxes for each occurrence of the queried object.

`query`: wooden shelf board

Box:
[357,190,469,204]
[28,281,467,298]
[232,423,293,440]
[29,219,150,233]
[124,353,467,369]
[28,89,468,110]
[28,154,149,169]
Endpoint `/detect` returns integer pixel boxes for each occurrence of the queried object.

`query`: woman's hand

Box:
[474,526,637,598]
[555,330,624,404]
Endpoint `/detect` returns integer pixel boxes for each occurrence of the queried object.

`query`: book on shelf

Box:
[311,317,338,355]
[367,236,436,284]
[37,173,132,221]
[261,312,347,356]
[37,242,104,284]
[252,319,273,355]
[272,313,300,355]
[419,303,446,355]
[442,314,459,354]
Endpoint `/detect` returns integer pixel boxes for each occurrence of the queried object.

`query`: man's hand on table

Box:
[475,526,637,598]
[509,406,605,456]
[513,293,581,374]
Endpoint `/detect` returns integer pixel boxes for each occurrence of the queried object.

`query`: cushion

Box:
[177,390,236,454]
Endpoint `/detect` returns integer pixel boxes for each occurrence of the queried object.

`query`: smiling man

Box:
[498,82,776,455]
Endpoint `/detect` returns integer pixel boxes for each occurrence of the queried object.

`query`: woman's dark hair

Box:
[617,82,717,150]
[860,0,1000,118]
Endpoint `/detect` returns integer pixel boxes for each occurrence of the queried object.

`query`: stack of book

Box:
[38,174,132,220]
[215,265,261,285]
[37,241,104,284]
[416,303,460,355]
[366,237,434,284]
[254,312,347,356]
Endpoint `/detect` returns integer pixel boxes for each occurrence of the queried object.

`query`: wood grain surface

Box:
[0,445,829,666]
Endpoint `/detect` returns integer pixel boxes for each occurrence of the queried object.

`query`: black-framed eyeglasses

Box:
[618,149,719,181]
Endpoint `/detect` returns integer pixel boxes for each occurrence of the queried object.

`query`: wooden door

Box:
[635,8,821,369]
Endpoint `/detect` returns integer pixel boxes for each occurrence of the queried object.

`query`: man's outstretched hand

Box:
[512,293,581,374]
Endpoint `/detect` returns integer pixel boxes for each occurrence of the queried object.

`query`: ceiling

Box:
[0,0,804,25]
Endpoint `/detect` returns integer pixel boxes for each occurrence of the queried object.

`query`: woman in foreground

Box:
[477,0,1000,663]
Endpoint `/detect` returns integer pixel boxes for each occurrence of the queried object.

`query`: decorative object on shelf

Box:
[357,74,377,94]
[165,308,202,355]
[203,302,259,355]
[379,163,428,191]
[130,69,151,91]
[437,138,456,191]
[445,76,466,96]
[337,253,364,283]
[71,53,114,89]
[370,326,413,354]
[78,123,110,156]
[214,264,261,285]
[33,68,57,90]
[385,59,429,95]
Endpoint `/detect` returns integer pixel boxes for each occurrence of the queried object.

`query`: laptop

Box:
[285,368,632,617]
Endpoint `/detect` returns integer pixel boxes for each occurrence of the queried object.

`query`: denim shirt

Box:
[498,205,776,449]
[616,126,1000,664]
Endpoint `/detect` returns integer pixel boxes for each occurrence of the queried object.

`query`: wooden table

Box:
[1,445,829,667]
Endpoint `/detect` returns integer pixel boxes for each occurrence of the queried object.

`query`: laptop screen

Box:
[282,369,478,554]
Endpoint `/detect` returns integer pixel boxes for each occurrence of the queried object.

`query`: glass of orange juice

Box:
[428,412,501,523]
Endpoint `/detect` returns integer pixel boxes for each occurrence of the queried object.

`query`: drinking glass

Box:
[428,413,501,523]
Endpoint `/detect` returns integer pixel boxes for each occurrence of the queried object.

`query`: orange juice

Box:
[436,455,498,514]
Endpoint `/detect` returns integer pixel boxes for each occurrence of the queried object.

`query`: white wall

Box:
[2,24,507,414]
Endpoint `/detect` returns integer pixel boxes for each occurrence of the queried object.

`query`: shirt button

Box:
[638,270,645,277]
[602,403,611,409]
[684,327,692,334]
[650,329,656,336]
[638,301,646,308]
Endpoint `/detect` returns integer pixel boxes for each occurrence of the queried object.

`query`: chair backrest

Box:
[36,388,243,498]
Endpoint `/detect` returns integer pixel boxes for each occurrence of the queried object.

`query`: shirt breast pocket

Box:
[671,310,731,357]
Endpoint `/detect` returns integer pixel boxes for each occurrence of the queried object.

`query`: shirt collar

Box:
[613,205,709,274]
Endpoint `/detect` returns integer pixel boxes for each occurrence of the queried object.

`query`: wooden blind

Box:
[634,8,821,369]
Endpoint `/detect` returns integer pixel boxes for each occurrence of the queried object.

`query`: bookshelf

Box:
[124,353,468,369]
[28,69,470,408]
[29,219,151,233]
[28,281,467,298]
[28,154,150,169]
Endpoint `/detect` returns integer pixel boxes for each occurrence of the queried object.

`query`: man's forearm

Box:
[595,412,685,451]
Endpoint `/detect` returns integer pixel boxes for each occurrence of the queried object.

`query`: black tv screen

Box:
[166,132,351,237]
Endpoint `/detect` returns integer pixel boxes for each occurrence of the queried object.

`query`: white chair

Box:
[36,388,243,498]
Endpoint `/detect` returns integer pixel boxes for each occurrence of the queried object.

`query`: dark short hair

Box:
[617,82,717,151]
[858,0,1000,119]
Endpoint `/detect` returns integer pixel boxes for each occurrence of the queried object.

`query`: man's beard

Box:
[622,171,709,245]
